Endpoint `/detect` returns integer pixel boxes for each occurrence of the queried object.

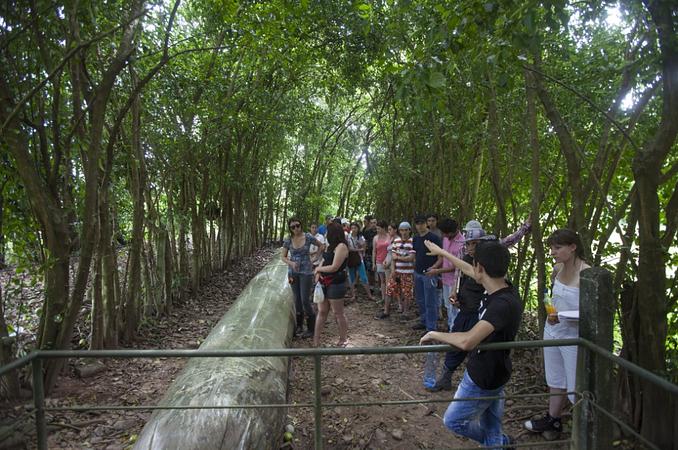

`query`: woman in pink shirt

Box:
[426,219,465,330]
[372,220,391,308]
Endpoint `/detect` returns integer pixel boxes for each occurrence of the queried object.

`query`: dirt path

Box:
[1,249,568,449]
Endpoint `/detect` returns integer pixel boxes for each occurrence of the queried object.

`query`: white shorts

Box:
[543,334,578,404]
[376,263,385,273]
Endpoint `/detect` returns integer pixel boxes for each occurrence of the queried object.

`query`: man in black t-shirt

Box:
[412,214,443,331]
[426,219,531,392]
[421,240,522,449]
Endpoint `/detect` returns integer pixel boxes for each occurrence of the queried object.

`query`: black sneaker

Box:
[411,323,426,330]
[524,413,562,433]
[425,368,453,392]
[375,312,390,319]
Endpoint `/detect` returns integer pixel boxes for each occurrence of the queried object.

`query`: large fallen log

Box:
[134,257,294,450]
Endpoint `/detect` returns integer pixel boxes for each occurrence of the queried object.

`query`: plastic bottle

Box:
[423,351,439,388]
[544,288,556,315]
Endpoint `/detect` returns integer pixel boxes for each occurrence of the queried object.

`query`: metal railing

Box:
[1,338,677,449]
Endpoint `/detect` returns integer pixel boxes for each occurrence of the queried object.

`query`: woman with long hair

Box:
[525,229,590,439]
[281,217,324,339]
[313,222,350,347]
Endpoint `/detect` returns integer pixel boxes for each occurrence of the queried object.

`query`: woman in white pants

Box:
[525,229,589,439]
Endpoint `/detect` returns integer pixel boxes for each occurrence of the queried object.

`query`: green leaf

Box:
[356,2,371,19]
[427,71,446,88]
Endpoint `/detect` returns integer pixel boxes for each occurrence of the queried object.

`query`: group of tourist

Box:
[281,212,589,449]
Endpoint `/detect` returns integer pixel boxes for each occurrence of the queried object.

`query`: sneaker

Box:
[524,413,562,434]
[425,374,452,392]
[300,330,314,339]
[411,323,426,331]
[375,312,390,319]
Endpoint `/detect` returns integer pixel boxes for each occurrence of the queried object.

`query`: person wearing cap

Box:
[385,221,416,319]
[412,214,443,331]
[424,217,532,393]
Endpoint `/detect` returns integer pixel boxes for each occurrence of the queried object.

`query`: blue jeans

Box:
[443,371,510,449]
[290,273,315,320]
[414,272,439,331]
[348,261,369,284]
[442,284,460,331]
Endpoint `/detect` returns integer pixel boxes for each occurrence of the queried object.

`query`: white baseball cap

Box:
[463,220,487,241]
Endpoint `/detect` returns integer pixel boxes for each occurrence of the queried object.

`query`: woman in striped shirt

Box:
[385,221,416,320]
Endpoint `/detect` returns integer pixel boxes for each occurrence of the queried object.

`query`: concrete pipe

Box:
[134,256,294,450]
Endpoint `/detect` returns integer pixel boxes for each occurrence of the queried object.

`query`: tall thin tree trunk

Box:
[525,67,547,331]
[629,1,678,446]
[99,187,118,348]
[486,76,507,237]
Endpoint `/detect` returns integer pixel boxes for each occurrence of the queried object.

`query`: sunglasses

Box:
[289,223,301,230]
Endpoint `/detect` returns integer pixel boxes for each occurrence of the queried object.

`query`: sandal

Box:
[336,340,350,348]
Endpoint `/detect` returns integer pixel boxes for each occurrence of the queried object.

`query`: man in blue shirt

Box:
[317,215,332,236]
[412,214,443,331]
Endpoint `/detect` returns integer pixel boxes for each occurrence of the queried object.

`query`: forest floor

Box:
[0,248,574,450]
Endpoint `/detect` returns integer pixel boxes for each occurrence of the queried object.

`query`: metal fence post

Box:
[572,267,614,450]
[314,354,323,450]
[32,357,47,450]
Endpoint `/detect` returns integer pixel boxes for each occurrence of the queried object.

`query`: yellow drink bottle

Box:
[544,289,557,315]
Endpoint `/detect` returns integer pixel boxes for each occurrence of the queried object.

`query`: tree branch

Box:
[522,64,641,152]
[0,7,149,138]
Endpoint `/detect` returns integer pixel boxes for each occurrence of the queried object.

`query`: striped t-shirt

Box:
[392,237,415,273]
